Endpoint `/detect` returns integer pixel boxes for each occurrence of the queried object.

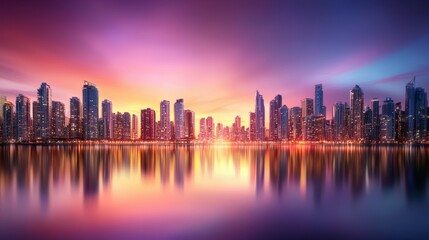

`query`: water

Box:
[0,145,428,239]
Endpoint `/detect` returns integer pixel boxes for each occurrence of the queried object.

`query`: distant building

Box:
[363,106,373,141]
[51,101,66,139]
[141,108,156,141]
[371,98,380,141]
[350,85,364,141]
[289,107,302,141]
[160,100,170,141]
[199,118,206,140]
[381,97,395,141]
[37,82,52,140]
[206,116,214,141]
[15,94,30,141]
[69,97,82,139]
[123,112,131,140]
[333,102,345,141]
[184,110,195,140]
[249,112,256,141]
[82,81,99,139]
[269,94,282,140]
[174,99,184,140]
[255,91,265,140]
[132,114,138,140]
[314,84,324,116]
[415,87,427,141]
[279,105,288,140]
[101,99,113,139]
[2,101,14,141]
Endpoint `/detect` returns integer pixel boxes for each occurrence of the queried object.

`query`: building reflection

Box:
[0,145,428,210]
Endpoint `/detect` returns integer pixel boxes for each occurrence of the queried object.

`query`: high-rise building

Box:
[333,102,345,141]
[69,97,81,139]
[216,123,223,140]
[233,116,241,141]
[123,112,131,140]
[82,81,99,139]
[132,114,138,140]
[255,91,265,141]
[289,107,302,141]
[249,112,256,141]
[405,78,416,141]
[350,85,364,141]
[37,82,52,140]
[51,101,65,139]
[101,99,113,139]
[415,87,427,141]
[0,96,6,140]
[141,108,156,141]
[199,118,206,140]
[279,105,288,140]
[184,110,195,140]
[160,100,170,141]
[2,101,14,141]
[206,116,214,141]
[32,101,39,140]
[15,94,30,141]
[174,99,184,140]
[113,113,123,140]
[363,106,373,141]
[269,94,282,140]
[395,102,405,142]
[381,97,395,141]
[315,84,324,116]
[371,98,380,141]
[301,98,314,141]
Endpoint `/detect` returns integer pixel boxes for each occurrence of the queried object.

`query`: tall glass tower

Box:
[314,84,324,116]
[37,82,52,140]
[174,99,184,140]
[82,81,99,140]
[255,91,265,141]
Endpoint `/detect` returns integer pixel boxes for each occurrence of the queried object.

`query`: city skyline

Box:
[1,1,429,127]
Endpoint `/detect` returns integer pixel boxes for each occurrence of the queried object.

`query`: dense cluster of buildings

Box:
[0,79,428,143]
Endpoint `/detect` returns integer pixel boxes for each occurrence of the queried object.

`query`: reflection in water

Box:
[0,145,428,206]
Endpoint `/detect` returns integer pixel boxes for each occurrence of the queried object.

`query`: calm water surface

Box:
[0,145,428,239]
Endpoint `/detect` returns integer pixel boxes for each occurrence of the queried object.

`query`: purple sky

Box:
[1,0,428,124]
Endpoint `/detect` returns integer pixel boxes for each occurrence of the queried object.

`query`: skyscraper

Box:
[2,101,14,141]
[32,101,39,140]
[350,85,364,141]
[132,114,138,140]
[363,106,373,141]
[69,97,81,139]
[289,107,302,141]
[101,99,113,139]
[233,116,241,141]
[381,97,395,141]
[113,112,123,140]
[184,110,195,140]
[51,101,65,139]
[174,99,184,140]
[206,116,214,141]
[249,112,256,141]
[269,94,282,140]
[279,105,288,140]
[255,91,265,141]
[0,96,6,140]
[160,100,170,141]
[301,98,314,141]
[123,112,131,140]
[37,82,52,140]
[82,81,99,139]
[141,108,156,141]
[415,87,427,141]
[216,123,223,140]
[315,84,324,116]
[15,94,30,141]
[333,102,345,141]
[199,118,206,140]
[371,98,380,141]
[405,78,415,141]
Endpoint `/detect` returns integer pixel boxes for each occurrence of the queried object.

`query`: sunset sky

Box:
[1,0,429,128]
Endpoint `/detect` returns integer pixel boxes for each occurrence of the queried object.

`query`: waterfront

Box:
[0,145,428,239]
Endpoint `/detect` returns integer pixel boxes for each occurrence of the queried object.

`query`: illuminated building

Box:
[141,108,156,141]
[174,99,184,140]
[82,81,99,139]
[37,82,52,140]
[70,97,82,139]
[160,100,170,141]
[255,91,265,140]
[15,94,30,141]
[52,101,65,139]
[101,99,113,139]
[350,85,364,141]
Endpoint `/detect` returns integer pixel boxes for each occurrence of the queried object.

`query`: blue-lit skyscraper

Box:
[174,99,184,140]
[333,101,345,141]
[82,81,99,139]
[269,94,282,140]
[37,82,52,140]
[255,91,265,141]
[381,97,395,141]
[405,78,415,141]
[2,101,14,141]
[315,84,324,116]
[350,85,364,141]
[371,98,380,141]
